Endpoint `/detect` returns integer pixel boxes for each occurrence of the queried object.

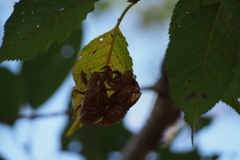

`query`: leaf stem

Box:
[106,2,137,66]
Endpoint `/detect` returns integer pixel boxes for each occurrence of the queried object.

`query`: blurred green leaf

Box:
[141,0,178,27]
[159,147,219,160]
[20,29,82,108]
[159,148,201,160]
[0,67,25,125]
[62,109,132,160]
[158,146,219,160]
[78,124,131,160]
[0,0,97,62]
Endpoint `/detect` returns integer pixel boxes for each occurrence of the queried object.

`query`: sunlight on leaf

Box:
[67,28,133,136]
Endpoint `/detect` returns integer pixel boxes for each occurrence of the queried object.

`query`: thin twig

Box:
[0,108,73,123]
[106,3,137,65]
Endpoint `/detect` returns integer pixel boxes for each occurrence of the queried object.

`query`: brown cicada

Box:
[99,68,141,126]
[73,69,108,126]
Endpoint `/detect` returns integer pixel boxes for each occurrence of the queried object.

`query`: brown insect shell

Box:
[100,70,142,126]
[79,71,108,126]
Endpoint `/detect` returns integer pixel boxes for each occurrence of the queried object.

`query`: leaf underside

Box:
[67,28,133,135]
[0,0,98,62]
[164,0,240,129]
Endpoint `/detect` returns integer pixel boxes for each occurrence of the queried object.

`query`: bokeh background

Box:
[0,0,240,159]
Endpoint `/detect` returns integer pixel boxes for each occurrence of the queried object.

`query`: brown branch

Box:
[122,72,181,160]
[0,108,73,124]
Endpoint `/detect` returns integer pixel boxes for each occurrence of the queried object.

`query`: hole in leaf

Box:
[60,8,65,11]
[201,94,208,99]
[78,55,83,60]
[186,12,189,15]
[31,11,34,14]
[36,25,39,27]
[178,25,181,28]
[184,92,196,101]
[22,19,25,22]
[89,51,96,55]
[21,12,24,14]
[99,38,103,41]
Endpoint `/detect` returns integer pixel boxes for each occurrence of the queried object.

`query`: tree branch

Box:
[0,108,73,124]
[122,72,181,160]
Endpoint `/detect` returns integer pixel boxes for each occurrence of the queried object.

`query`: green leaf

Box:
[0,68,25,125]
[159,148,201,160]
[79,124,131,160]
[222,58,240,114]
[221,1,240,113]
[195,117,212,132]
[62,103,132,160]
[169,0,200,37]
[164,0,240,129]
[67,28,133,135]
[0,0,98,62]
[62,111,132,160]
[158,147,219,160]
[20,29,82,109]
[73,28,132,90]
[201,0,220,6]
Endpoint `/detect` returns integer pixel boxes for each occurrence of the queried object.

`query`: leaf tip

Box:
[66,119,83,136]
